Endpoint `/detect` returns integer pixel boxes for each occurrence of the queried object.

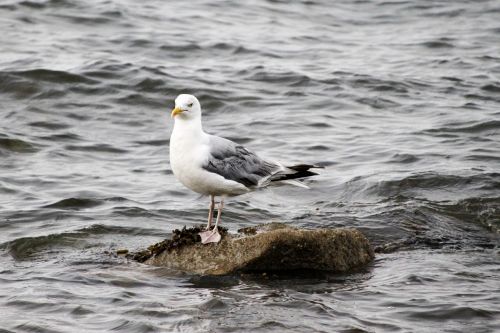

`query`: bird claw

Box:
[199,229,221,244]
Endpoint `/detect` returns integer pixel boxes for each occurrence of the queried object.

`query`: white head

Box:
[171,94,201,121]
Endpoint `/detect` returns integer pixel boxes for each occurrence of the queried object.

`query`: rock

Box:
[137,223,374,276]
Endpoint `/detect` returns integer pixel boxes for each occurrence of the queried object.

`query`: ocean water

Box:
[1,0,499,332]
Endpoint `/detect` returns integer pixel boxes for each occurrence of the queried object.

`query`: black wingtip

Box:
[287,164,325,172]
[271,164,322,182]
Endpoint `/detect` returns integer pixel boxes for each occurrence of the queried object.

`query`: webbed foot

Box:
[199,228,221,244]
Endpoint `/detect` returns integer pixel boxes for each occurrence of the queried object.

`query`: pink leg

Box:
[213,199,224,230]
[199,195,215,241]
[205,195,215,230]
[199,198,224,244]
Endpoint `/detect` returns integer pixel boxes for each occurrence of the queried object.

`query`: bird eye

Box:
[188,103,193,107]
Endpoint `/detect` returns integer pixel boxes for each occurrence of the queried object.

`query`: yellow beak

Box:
[171,106,183,118]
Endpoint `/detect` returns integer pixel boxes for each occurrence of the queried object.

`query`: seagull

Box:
[169,94,322,244]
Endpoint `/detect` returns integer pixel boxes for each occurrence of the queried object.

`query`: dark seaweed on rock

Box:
[131,226,228,263]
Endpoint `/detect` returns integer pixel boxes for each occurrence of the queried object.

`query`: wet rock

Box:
[137,224,374,276]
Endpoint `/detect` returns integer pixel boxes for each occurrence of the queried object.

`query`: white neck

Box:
[172,116,205,140]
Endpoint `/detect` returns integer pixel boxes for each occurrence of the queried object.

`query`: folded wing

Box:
[203,135,322,189]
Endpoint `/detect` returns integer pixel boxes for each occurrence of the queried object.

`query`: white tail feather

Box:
[280,179,310,189]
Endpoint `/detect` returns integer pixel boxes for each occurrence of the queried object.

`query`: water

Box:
[1,0,499,331]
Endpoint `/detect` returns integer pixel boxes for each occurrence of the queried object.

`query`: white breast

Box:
[169,124,249,196]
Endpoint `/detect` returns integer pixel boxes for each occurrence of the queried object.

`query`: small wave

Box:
[0,3,16,10]
[82,67,129,80]
[247,70,312,87]
[112,206,158,218]
[356,96,400,108]
[2,231,86,260]
[6,299,61,312]
[463,93,500,102]
[407,305,495,321]
[429,197,500,233]
[426,8,466,18]
[466,154,500,162]
[1,223,156,260]
[43,198,103,210]
[441,76,463,83]
[369,202,498,253]
[159,42,203,54]
[19,0,73,9]
[308,144,330,151]
[133,139,169,146]
[0,68,99,99]
[0,72,41,98]
[365,172,500,203]
[50,13,113,25]
[54,102,112,111]
[0,183,17,195]
[70,305,95,316]
[134,77,167,93]
[78,223,154,235]
[126,38,154,48]
[5,69,98,85]
[40,132,82,142]
[64,143,128,154]
[0,136,38,154]
[200,42,279,58]
[481,83,500,93]
[223,136,253,145]
[41,196,131,211]
[349,75,410,93]
[423,120,500,134]
[113,93,165,108]
[389,153,420,164]
[461,102,480,110]
[308,122,332,128]
[28,121,70,130]
[80,61,168,82]
[420,40,455,49]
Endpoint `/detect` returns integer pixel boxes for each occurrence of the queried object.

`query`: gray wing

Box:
[202,135,280,188]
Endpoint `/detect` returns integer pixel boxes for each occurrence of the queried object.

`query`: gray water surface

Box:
[1,0,499,332]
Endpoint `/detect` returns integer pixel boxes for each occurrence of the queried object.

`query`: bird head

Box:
[171,94,201,120]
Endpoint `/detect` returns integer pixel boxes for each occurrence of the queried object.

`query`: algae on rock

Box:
[136,223,374,276]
